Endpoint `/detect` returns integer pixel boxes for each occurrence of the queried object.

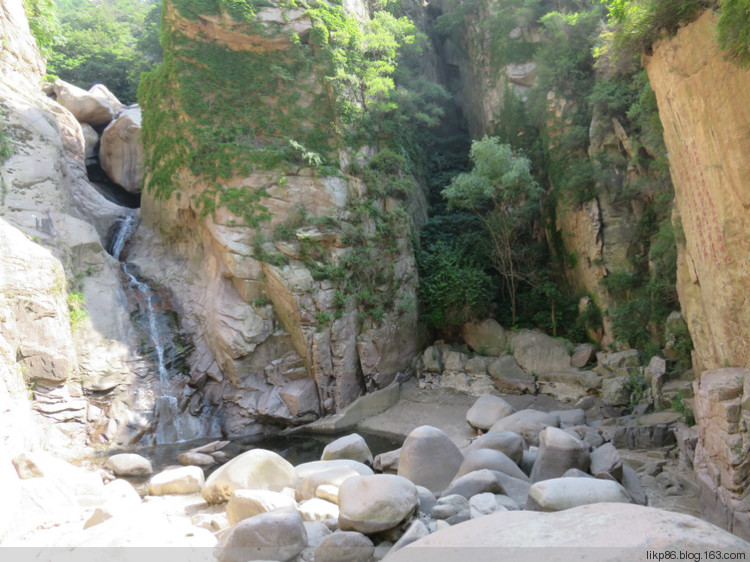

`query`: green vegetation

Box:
[442,137,542,324]
[66,290,88,332]
[25,0,162,104]
[601,0,750,69]
[0,108,14,162]
[671,391,696,425]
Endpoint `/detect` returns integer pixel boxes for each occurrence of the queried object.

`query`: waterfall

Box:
[108,215,137,260]
[122,263,185,443]
[108,215,193,444]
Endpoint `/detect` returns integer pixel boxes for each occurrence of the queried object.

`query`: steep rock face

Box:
[135,0,422,434]
[646,11,750,539]
[0,0,149,455]
[646,11,750,373]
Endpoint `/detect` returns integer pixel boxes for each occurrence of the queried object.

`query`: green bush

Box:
[717,0,750,66]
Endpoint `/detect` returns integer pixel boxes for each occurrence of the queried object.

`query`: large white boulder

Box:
[338,474,418,534]
[214,506,306,562]
[526,477,631,511]
[397,425,463,494]
[468,430,526,464]
[53,79,116,126]
[104,453,153,477]
[530,427,590,482]
[321,433,373,465]
[465,394,514,431]
[147,466,204,495]
[225,489,297,525]
[489,409,558,446]
[202,449,296,504]
[384,504,750,560]
[99,107,143,194]
[454,448,528,482]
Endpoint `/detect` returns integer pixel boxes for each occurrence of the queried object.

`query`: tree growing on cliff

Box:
[442,137,543,324]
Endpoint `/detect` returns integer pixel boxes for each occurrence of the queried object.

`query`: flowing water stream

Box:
[108,216,198,444]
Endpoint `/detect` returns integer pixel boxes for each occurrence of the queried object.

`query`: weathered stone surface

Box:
[526,477,631,511]
[461,319,507,356]
[177,451,216,467]
[508,330,573,374]
[316,484,340,504]
[321,433,373,465]
[373,448,400,474]
[1,221,77,384]
[225,489,297,525]
[53,79,116,126]
[441,469,530,508]
[431,494,470,520]
[416,485,436,515]
[602,376,631,406]
[621,465,647,506]
[530,427,590,482]
[338,474,418,534]
[570,343,596,368]
[99,107,143,193]
[397,425,463,494]
[147,466,205,495]
[295,459,373,480]
[455,448,529,482]
[215,506,307,562]
[647,12,750,374]
[298,497,339,522]
[314,530,374,562]
[296,465,367,502]
[202,449,297,504]
[390,519,429,553]
[468,430,525,465]
[487,355,536,394]
[469,492,506,518]
[590,442,623,482]
[105,454,153,477]
[386,504,750,558]
[692,368,750,539]
[489,409,558,446]
[465,394,514,431]
[536,370,602,402]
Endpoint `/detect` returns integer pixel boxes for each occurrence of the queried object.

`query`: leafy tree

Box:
[442,137,543,324]
[45,0,161,104]
[24,0,63,60]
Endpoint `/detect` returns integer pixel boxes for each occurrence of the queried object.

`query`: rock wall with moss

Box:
[428,0,683,353]
[135,0,426,434]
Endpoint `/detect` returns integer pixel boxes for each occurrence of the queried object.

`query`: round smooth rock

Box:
[147,466,204,496]
[454,448,529,482]
[314,530,374,562]
[202,449,296,504]
[397,425,463,494]
[530,427,590,483]
[468,430,526,464]
[338,474,418,534]
[466,394,515,431]
[226,489,297,525]
[214,506,306,562]
[104,454,153,477]
[526,477,631,511]
[489,409,558,446]
[321,434,373,465]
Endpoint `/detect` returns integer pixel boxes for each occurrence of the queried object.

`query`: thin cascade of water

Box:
[122,262,185,443]
[109,215,190,443]
[109,215,137,260]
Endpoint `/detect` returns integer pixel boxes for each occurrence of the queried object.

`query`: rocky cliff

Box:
[133,0,424,435]
[646,11,750,539]
[0,0,165,455]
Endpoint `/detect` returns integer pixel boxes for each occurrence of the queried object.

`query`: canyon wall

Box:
[0,0,169,454]
[646,11,750,539]
[134,0,424,436]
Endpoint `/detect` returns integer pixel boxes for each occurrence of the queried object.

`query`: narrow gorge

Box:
[1,0,750,553]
